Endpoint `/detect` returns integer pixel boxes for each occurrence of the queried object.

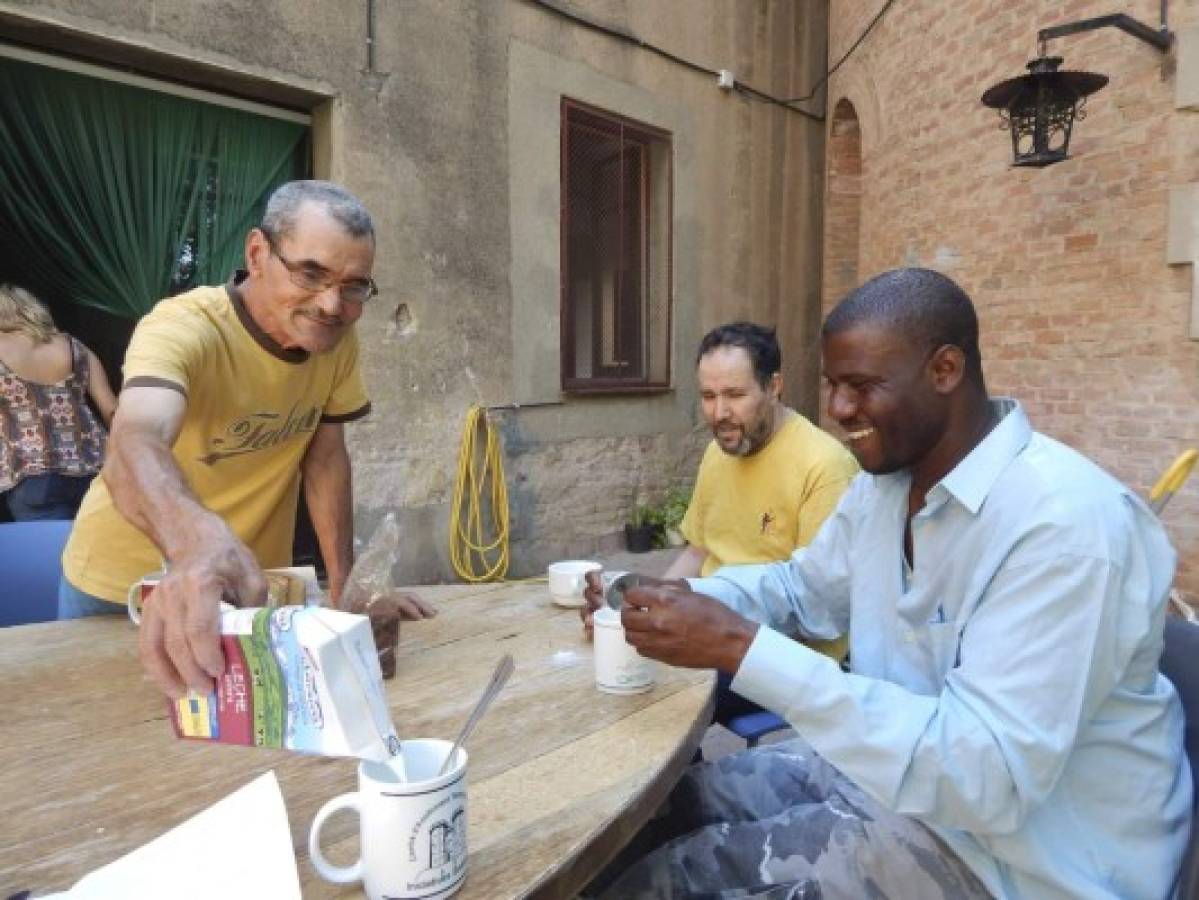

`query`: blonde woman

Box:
[0,284,116,520]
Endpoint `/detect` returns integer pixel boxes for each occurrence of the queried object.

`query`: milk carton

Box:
[169,605,401,761]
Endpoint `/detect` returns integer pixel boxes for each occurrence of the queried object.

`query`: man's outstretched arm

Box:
[103,385,266,699]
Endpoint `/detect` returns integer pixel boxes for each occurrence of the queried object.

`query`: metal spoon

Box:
[438,653,515,776]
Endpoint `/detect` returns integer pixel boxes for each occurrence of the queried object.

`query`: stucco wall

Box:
[823,0,1199,596]
[0,0,828,581]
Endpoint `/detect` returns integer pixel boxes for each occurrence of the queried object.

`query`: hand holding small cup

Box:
[579,572,688,639]
[580,570,605,639]
[619,583,759,675]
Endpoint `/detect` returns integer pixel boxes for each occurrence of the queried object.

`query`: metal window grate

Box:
[561,99,672,393]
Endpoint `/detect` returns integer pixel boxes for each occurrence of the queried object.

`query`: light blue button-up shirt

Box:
[691,400,1191,899]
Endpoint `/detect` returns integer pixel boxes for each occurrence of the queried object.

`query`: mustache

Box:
[299,309,343,325]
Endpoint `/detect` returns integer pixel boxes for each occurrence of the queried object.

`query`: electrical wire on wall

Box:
[783,0,896,105]
[450,405,511,582]
[523,0,896,120]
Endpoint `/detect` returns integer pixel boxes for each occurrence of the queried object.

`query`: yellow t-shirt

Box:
[63,280,370,604]
[680,412,858,658]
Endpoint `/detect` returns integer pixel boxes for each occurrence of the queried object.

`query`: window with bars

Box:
[561,99,672,393]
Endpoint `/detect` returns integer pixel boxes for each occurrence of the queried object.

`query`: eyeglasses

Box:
[264,234,378,305]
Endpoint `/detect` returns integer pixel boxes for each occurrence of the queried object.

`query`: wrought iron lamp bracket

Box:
[1037,11,1172,58]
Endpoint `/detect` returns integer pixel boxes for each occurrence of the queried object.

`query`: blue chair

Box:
[723,651,852,748]
[716,669,794,748]
[727,710,791,748]
[0,519,73,626]
[1162,616,1199,899]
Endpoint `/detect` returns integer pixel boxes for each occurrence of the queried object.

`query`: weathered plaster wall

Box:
[825,0,1199,595]
[1,0,826,580]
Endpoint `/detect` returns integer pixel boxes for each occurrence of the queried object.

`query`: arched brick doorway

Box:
[822,98,862,316]
[819,98,862,429]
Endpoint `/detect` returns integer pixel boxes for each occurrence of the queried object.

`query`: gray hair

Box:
[260,180,374,243]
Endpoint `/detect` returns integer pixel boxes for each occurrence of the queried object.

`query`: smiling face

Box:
[821,324,951,476]
[243,202,375,354]
[697,345,781,457]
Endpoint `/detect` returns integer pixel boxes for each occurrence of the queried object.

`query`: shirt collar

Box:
[936,398,1031,514]
[225,270,309,364]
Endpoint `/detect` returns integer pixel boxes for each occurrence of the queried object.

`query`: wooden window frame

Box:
[560,98,672,394]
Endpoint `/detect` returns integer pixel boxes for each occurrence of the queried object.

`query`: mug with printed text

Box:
[309,739,468,900]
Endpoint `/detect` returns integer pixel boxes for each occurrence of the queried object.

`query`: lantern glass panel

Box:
[1009,101,1039,161]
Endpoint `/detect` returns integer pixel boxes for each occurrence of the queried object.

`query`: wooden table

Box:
[0,581,713,898]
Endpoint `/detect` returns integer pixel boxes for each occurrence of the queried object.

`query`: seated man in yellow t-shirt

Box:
[663,322,858,727]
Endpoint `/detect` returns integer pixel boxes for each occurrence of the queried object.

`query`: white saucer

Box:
[551,593,586,609]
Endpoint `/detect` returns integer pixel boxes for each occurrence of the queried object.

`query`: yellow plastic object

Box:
[1149,448,1198,515]
[450,405,510,582]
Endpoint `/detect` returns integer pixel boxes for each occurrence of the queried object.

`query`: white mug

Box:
[126,571,165,626]
[593,606,655,694]
[547,559,601,608]
[309,739,468,900]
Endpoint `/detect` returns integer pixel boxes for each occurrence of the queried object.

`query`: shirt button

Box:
[903,630,916,643]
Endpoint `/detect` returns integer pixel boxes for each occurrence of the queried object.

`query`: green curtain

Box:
[0,55,309,319]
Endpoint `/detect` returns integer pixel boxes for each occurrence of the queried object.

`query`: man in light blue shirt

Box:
[587,268,1191,899]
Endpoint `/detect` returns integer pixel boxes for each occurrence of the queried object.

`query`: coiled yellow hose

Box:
[450,405,510,582]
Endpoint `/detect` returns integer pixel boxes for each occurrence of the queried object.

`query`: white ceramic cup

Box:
[309,739,468,900]
[593,606,655,694]
[126,572,165,626]
[547,559,601,608]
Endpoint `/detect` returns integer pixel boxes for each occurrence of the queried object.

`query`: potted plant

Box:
[656,485,691,548]
[624,503,660,553]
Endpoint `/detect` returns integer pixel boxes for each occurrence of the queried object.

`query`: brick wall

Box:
[825,0,1199,597]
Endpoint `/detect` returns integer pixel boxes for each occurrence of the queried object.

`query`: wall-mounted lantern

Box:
[982,12,1173,167]
[981,56,1107,167]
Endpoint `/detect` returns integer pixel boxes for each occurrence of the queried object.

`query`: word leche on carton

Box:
[169,605,400,761]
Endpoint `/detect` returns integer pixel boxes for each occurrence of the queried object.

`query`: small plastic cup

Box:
[593,606,654,694]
